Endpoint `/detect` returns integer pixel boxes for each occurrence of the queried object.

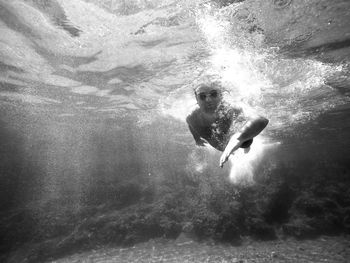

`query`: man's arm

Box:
[236,116,269,142]
[219,111,269,167]
[186,115,207,146]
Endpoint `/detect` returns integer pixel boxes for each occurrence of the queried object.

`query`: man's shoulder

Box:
[186,108,200,124]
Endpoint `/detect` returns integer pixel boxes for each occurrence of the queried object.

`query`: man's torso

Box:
[188,104,243,151]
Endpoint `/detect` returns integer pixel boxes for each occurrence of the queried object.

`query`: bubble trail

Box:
[227,137,279,185]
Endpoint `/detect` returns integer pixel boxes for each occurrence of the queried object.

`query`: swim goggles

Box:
[197,90,219,101]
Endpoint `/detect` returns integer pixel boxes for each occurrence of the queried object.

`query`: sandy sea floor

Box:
[50,235,350,263]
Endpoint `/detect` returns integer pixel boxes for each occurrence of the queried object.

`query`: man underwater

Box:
[186,78,269,168]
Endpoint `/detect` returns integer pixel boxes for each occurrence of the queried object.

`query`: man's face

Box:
[195,85,222,113]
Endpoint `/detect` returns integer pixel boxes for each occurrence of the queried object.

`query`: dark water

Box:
[0,0,350,262]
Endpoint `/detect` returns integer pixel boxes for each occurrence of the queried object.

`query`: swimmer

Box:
[186,77,269,168]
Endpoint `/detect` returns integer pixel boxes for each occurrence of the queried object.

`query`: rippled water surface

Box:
[1,0,349,123]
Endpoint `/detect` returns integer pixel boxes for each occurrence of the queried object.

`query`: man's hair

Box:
[193,74,226,95]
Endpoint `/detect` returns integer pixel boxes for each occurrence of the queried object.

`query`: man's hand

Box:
[196,138,207,147]
[219,149,232,168]
[219,133,243,168]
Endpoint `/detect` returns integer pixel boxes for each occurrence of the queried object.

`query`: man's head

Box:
[194,80,223,113]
